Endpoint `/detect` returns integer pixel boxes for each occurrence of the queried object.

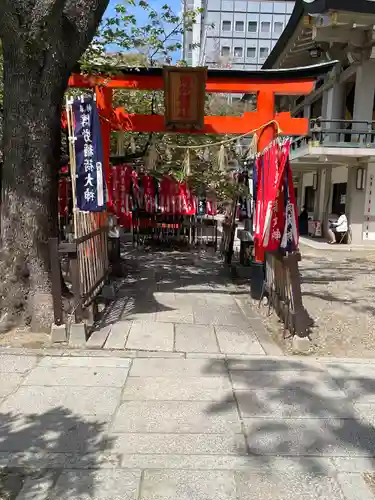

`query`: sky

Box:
[104,0,182,59]
[105,0,181,25]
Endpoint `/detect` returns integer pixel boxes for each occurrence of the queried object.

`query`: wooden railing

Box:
[262,251,312,337]
[49,225,108,327]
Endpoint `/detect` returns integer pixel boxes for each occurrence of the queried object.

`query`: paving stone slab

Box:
[0,373,25,398]
[226,357,324,372]
[111,432,246,455]
[235,470,346,500]
[126,321,174,351]
[15,470,57,500]
[121,454,251,470]
[103,321,132,350]
[135,351,185,358]
[326,364,375,403]
[194,307,249,328]
[86,326,111,349]
[155,308,194,324]
[122,311,157,322]
[243,417,375,457]
[139,470,237,500]
[129,358,228,378]
[336,473,374,500]
[173,293,208,306]
[153,292,176,306]
[353,403,375,424]
[111,400,241,433]
[0,386,122,417]
[234,296,267,319]
[235,388,354,418]
[0,413,109,453]
[204,294,238,306]
[186,353,227,359]
[120,454,334,473]
[215,326,265,355]
[332,457,375,473]
[122,376,232,401]
[0,356,39,373]
[39,356,131,368]
[2,451,122,470]
[22,366,129,388]
[174,324,219,353]
[230,370,346,397]
[52,469,141,500]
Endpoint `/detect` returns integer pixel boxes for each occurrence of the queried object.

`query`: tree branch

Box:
[149,20,183,64]
[62,0,110,62]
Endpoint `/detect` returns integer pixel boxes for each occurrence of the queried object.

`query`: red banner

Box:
[206,199,217,216]
[142,175,156,213]
[109,164,133,228]
[58,178,70,217]
[159,177,196,215]
[254,140,295,252]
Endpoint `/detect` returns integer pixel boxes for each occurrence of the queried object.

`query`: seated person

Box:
[298,205,309,236]
[327,212,348,244]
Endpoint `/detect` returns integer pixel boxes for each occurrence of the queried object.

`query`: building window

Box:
[261,21,270,32]
[247,47,256,58]
[188,43,193,51]
[221,46,231,57]
[222,20,232,32]
[274,21,283,33]
[259,47,269,58]
[235,20,245,32]
[248,21,257,32]
[234,47,243,57]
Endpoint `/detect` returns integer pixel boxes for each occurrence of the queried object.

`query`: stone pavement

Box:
[1,351,375,498]
[87,249,278,355]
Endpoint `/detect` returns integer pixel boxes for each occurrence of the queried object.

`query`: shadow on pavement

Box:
[204,357,375,475]
[0,407,113,499]
[99,247,236,329]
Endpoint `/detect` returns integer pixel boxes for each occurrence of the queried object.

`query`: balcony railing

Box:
[290,118,375,155]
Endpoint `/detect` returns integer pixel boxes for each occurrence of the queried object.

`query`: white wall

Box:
[331,166,348,185]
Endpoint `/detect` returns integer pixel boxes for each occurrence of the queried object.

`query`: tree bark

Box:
[0,41,68,331]
[0,0,110,332]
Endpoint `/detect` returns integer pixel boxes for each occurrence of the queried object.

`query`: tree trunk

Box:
[0,0,110,333]
[0,42,68,332]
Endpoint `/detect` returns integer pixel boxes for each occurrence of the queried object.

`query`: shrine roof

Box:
[73,61,338,82]
[262,0,375,69]
[301,0,375,16]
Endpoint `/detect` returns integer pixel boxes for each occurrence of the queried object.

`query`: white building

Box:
[259,0,375,245]
[182,0,295,69]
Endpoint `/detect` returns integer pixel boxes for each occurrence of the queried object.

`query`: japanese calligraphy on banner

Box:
[280,154,299,252]
[72,98,106,212]
[163,67,207,130]
[255,140,297,252]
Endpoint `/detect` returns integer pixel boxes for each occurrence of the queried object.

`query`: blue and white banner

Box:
[72,97,106,212]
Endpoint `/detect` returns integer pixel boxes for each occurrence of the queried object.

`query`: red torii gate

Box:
[68,63,334,262]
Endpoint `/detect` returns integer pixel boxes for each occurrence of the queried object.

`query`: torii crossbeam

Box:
[69,62,336,163]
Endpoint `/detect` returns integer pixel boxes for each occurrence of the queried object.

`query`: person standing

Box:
[298,205,309,236]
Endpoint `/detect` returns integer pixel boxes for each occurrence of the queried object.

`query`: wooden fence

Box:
[262,251,312,337]
[49,213,108,327]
